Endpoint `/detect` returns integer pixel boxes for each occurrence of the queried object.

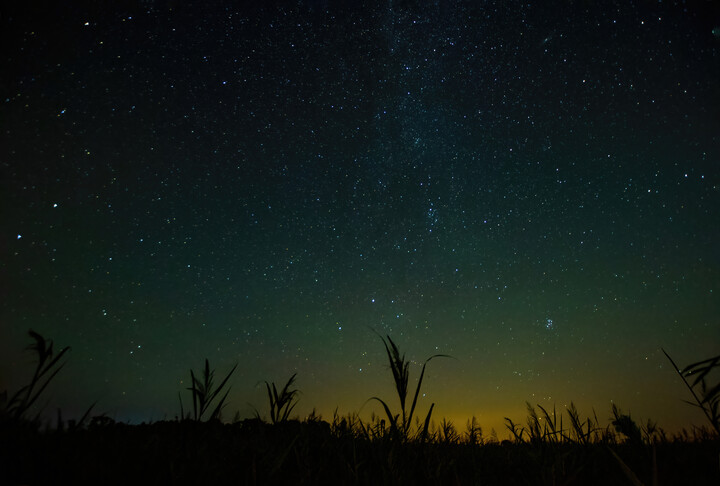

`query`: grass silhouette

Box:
[1,330,69,422]
[179,359,237,422]
[369,332,450,442]
[264,373,300,424]
[663,348,720,436]
[1,330,718,485]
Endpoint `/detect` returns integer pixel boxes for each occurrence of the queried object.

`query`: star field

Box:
[1,0,718,434]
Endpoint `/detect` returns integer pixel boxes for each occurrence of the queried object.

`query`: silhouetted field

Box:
[1,415,718,486]
[2,330,718,485]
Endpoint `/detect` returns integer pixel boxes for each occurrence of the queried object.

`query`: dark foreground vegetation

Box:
[2,413,719,485]
[1,331,718,485]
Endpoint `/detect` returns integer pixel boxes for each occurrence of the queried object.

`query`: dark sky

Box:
[1,0,718,434]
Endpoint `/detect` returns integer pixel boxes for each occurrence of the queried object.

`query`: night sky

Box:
[2,0,718,435]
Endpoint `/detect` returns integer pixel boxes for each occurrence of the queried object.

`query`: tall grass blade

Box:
[3,330,70,421]
[505,417,525,443]
[184,359,237,422]
[537,403,559,443]
[265,373,299,423]
[663,348,720,436]
[370,330,451,441]
[369,397,399,431]
[420,403,434,442]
